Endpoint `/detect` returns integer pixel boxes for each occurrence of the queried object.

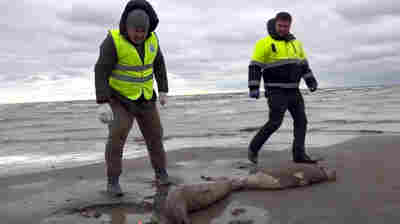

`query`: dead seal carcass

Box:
[163,164,336,223]
[163,179,243,224]
[244,163,336,190]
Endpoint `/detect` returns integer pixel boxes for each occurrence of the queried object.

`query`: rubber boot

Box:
[292,146,317,164]
[107,176,124,197]
[148,144,171,185]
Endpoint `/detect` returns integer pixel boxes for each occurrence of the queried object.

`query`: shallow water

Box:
[1,85,400,177]
[75,190,271,224]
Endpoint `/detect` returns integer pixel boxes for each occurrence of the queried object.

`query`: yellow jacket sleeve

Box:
[251,38,269,63]
[296,40,307,60]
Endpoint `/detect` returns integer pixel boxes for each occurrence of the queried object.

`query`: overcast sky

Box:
[0,0,399,103]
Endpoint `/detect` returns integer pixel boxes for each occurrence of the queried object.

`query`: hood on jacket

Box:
[119,0,159,39]
[266,18,295,42]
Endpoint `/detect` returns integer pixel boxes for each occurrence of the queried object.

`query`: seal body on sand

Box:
[202,164,336,190]
[245,163,336,189]
[163,180,243,224]
[162,164,336,223]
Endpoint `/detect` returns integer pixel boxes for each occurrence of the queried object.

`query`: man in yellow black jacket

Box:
[95,0,170,197]
[248,12,318,164]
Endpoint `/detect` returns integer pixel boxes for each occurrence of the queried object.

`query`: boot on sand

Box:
[293,146,317,164]
[107,176,124,197]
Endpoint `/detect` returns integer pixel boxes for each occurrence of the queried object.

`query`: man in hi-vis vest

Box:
[247,12,319,165]
[95,0,170,197]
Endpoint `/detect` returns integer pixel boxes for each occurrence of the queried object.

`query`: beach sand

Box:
[1,135,400,224]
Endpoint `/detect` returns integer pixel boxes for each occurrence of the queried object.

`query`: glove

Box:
[305,77,318,92]
[309,81,318,92]
[249,89,260,99]
[159,92,167,106]
[97,103,113,124]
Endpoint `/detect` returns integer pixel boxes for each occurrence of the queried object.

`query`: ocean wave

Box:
[319,119,365,124]
[239,127,260,132]
[319,119,400,125]
[40,127,102,134]
[215,109,236,115]
[0,155,31,165]
[133,133,238,143]
[239,126,390,135]
[0,136,107,144]
[5,123,52,130]
[374,120,400,124]
[0,117,43,123]
[0,132,239,145]
[308,129,386,134]
[46,111,74,115]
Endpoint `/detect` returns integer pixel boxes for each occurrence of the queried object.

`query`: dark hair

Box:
[275,12,292,23]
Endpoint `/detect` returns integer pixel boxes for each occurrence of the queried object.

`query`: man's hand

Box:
[97,103,113,124]
[305,77,318,92]
[308,81,318,92]
[159,92,167,106]
[249,89,260,99]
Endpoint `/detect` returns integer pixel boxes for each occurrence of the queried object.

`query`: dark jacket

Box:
[95,0,168,104]
[248,18,317,92]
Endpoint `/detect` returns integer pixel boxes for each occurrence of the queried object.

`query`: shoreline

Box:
[2,135,400,223]
[0,132,366,178]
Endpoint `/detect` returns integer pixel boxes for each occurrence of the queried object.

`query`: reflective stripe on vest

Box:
[250,59,304,70]
[250,36,307,87]
[108,29,159,100]
[249,80,261,86]
[111,73,154,83]
[114,64,153,72]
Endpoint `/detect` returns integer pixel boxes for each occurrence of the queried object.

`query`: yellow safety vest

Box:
[250,36,311,88]
[109,29,159,100]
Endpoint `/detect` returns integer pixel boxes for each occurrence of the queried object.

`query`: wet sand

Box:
[1,135,400,223]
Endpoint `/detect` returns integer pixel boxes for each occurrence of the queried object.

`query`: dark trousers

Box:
[105,100,167,178]
[249,88,308,155]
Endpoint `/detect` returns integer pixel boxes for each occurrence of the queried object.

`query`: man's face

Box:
[275,19,291,37]
[127,27,146,44]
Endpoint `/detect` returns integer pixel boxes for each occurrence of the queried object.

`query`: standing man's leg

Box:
[248,90,288,164]
[288,89,316,163]
[105,100,133,196]
[135,101,169,185]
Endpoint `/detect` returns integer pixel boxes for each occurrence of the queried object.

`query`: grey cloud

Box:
[57,3,118,28]
[340,21,400,45]
[336,0,400,22]
[1,0,400,103]
[314,41,400,71]
[47,43,97,55]
[205,30,258,47]
[344,50,399,63]
[361,31,400,45]
[64,55,98,69]
[47,46,93,55]
[57,68,89,77]
[61,29,106,44]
